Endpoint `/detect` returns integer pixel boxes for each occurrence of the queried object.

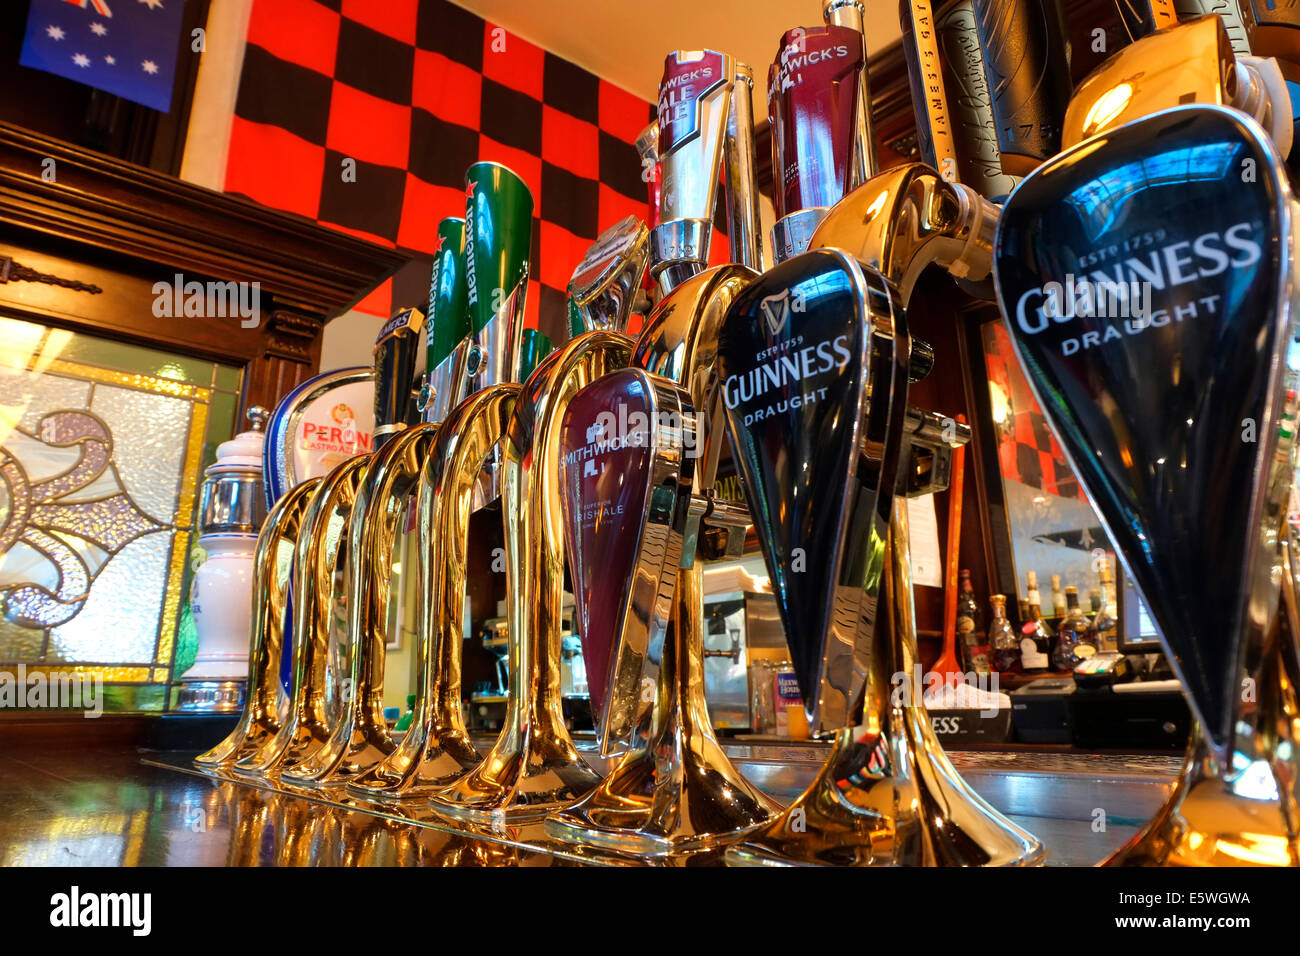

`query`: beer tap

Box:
[547,265,781,854]
[344,169,537,804]
[430,332,631,820]
[281,310,434,789]
[229,455,368,779]
[193,477,318,769]
[229,304,427,781]
[650,48,754,293]
[715,0,1068,865]
[542,40,784,850]
[769,1,878,264]
[717,248,1042,867]
[344,384,517,802]
[992,102,1300,866]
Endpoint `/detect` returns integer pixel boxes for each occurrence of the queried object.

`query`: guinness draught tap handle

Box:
[372,305,425,450]
[970,0,1073,176]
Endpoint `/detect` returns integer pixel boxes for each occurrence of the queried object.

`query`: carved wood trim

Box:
[0,123,407,419]
[0,123,409,318]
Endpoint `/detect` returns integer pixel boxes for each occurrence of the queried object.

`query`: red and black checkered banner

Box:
[983,320,1079,500]
[223,0,656,345]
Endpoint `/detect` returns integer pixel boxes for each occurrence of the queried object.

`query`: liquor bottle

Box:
[1050,573,1066,620]
[1094,566,1120,652]
[1020,571,1052,672]
[988,594,1019,674]
[1053,586,1097,671]
[956,569,990,675]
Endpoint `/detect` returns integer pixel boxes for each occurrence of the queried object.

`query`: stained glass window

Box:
[0,315,241,712]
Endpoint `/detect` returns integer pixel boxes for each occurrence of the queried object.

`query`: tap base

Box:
[343,733,482,805]
[544,734,775,856]
[724,722,1045,867]
[428,725,604,821]
[1104,632,1300,868]
[1104,758,1299,868]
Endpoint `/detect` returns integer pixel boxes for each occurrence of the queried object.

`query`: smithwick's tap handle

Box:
[724,63,763,272]
[822,0,880,183]
[767,22,868,263]
[970,0,1072,177]
[651,49,735,293]
[372,306,425,449]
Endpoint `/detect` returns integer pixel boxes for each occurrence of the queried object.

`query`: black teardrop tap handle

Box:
[372,305,426,451]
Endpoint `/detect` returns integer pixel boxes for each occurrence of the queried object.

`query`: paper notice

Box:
[907,494,943,587]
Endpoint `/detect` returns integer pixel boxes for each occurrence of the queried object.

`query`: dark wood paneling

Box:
[0,123,409,414]
[0,1,211,176]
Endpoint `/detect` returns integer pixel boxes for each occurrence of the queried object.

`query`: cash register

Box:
[1010,597,1190,748]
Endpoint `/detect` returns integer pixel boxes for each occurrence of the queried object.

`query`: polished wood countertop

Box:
[0,733,1177,866]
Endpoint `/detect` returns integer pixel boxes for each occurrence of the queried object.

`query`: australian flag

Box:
[20,0,187,113]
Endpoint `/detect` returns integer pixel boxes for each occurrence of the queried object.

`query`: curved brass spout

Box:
[194,478,318,769]
[807,163,999,304]
[283,424,436,787]
[346,384,520,803]
[232,455,369,778]
[547,264,779,853]
[550,564,779,854]
[431,331,632,820]
[725,504,1045,866]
